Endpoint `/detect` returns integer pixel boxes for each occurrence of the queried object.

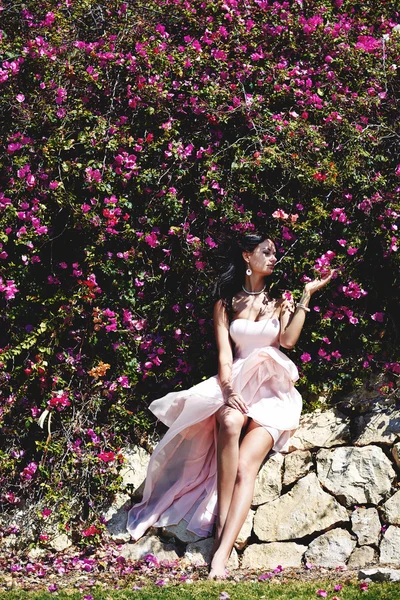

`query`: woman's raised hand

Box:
[304,269,336,296]
[225,392,249,414]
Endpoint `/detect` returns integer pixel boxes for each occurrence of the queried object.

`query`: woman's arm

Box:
[280,270,335,350]
[213,299,248,413]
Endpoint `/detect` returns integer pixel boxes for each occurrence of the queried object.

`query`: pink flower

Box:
[300,353,312,363]
[359,582,368,591]
[331,208,349,223]
[347,247,358,255]
[355,35,380,53]
[317,591,327,597]
[16,93,25,102]
[212,49,227,61]
[85,167,102,184]
[145,232,159,248]
[340,280,367,300]
[131,318,146,331]
[272,209,289,219]
[48,390,70,411]
[82,525,101,537]
[205,236,217,248]
[371,312,385,322]
[117,375,130,388]
[0,278,19,299]
[97,451,115,462]
[20,462,38,481]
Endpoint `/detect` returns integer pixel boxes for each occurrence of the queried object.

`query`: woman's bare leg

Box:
[212,406,248,556]
[209,420,274,579]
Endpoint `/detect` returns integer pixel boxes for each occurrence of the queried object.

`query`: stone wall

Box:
[107,404,400,570]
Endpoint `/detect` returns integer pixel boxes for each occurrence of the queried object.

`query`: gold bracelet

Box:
[297,303,310,312]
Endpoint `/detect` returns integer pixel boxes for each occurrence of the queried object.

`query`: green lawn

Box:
[0,581,399,600]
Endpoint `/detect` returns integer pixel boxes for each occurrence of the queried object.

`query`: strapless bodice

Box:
[229,318,280,358]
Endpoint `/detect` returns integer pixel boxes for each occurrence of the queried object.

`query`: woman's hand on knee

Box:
[224,392,248,414]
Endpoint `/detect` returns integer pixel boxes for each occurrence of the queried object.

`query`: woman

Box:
[126,231,334,579]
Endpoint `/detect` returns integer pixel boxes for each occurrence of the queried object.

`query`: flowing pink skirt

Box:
[126,345,302,540]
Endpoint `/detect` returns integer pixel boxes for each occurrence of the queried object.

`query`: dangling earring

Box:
[246,265,252,276]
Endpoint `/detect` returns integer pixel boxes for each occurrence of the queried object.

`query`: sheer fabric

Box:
[127,317,302,540]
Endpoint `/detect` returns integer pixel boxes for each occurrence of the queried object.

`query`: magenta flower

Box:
[20,461,38,481]
[97,451,116,462]
[48,390,71,411]
[355,35,380,53]
[117,375,130,388]
[258,572,273,580]
[316,591,327,597]
[145,232,159,248]
[143,553,159,566]
[16,93,25,102]
[0,278,19,299]
[82,525,101,537]
[300,353,312,363]
[371,312,385,322]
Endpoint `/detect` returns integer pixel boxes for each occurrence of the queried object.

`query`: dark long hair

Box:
[212,231,278,318]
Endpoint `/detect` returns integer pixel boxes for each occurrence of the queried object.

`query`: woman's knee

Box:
[217,406,245,437]
[236,458,258,484]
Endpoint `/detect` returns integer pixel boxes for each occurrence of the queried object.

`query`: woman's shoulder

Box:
[213,298,229,319]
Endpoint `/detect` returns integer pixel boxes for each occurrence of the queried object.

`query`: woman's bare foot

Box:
[207,551,228,580]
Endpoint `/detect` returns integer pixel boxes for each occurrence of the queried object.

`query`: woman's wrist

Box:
[296,303,310,312]
[299,290,311,306]
[220,382,234,401]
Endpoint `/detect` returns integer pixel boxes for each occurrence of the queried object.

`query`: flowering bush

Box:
[1,0,400,545]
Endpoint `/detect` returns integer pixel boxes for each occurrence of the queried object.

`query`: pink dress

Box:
[126,317,302,541]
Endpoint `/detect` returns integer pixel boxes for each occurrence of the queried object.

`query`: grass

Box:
[0,581,399,600]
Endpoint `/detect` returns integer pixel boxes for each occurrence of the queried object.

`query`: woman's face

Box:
[244,239,277,276]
